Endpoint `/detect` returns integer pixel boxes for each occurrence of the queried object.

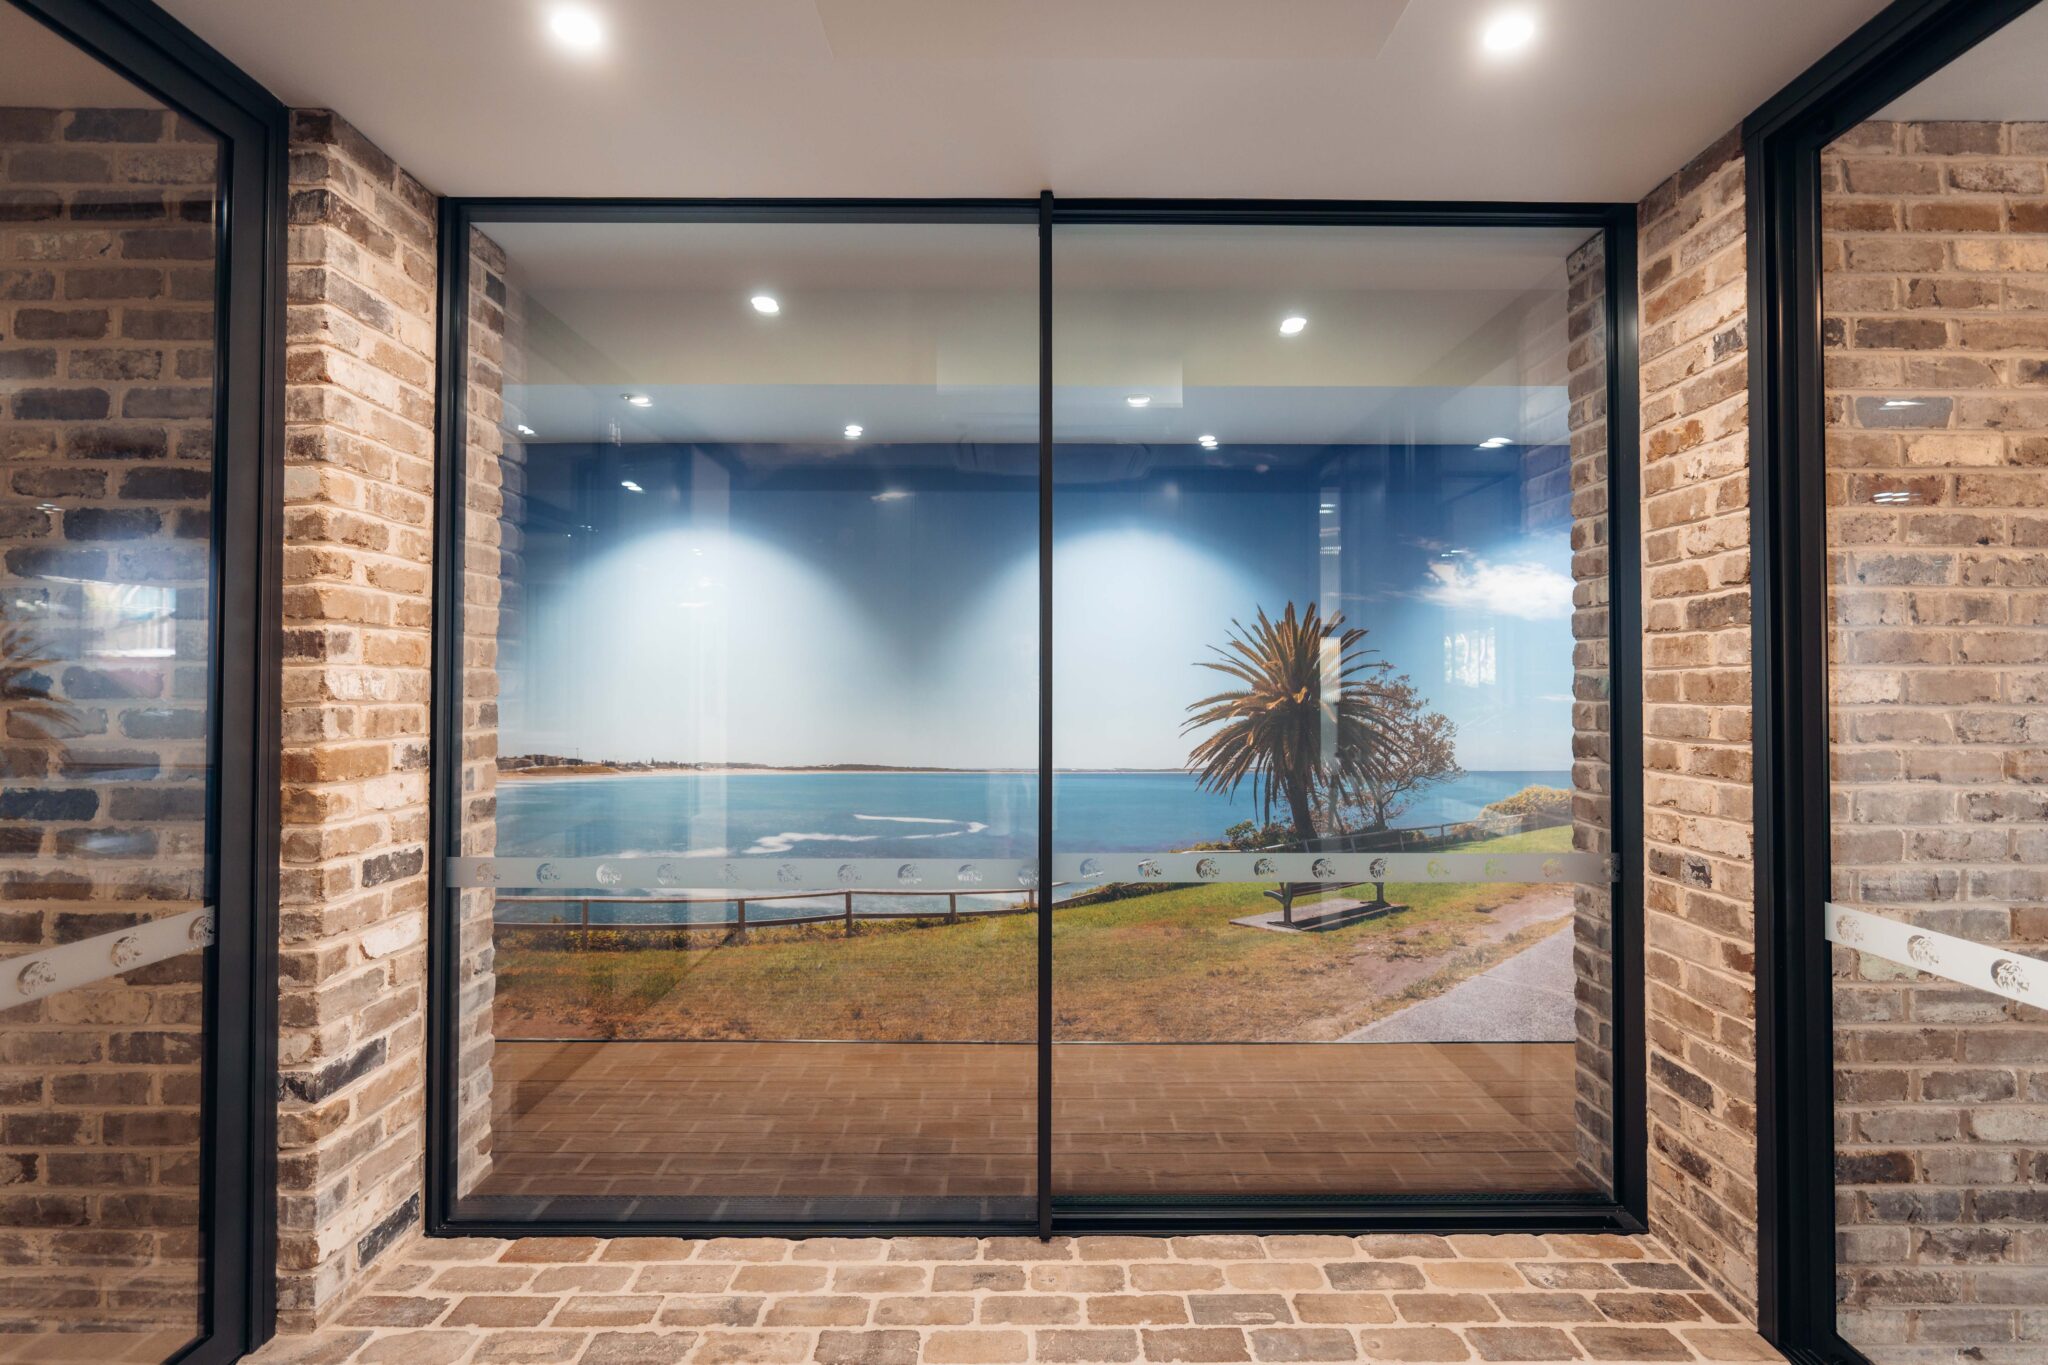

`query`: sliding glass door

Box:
[1048,222,1616,1209]
[445,214,1042,1225]
[0,1,277,1359]
[1814,7,2048,1358]
[434,202,1629,1231]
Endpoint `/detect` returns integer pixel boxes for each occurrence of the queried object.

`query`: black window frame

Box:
[425,194,1646,1241]
[1745,0,2046,1359]
[1,1,285,1361]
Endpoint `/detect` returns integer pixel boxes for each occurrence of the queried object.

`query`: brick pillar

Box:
[453,227,515,1195]
[275,109,438,1330]
[1563,231,1618,1190]
[1636,128,1761,1315]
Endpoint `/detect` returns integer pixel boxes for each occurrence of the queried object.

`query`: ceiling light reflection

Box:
[1480,10,1537,55]
[547,7,605,52]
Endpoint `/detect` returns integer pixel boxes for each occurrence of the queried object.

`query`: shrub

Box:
[1481,785,1573,822]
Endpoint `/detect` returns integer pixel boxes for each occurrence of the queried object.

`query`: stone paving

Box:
[473,1040,1590,1215]
[249,1232,1783,1364]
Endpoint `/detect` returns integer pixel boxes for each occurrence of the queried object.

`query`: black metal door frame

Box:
[1,1,285,1361]
[1744,1,2044,1359]
[427,194,1646,1240]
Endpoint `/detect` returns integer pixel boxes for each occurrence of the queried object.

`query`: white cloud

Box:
[1420,558,1574,620]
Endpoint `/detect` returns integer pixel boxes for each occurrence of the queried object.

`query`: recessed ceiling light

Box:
[620,480,643,493]
[1279,315,1308,336]
[624,394,652,407]
[515,423,536,437]
[751,294,780,315]
[547,6,605,52]
[844,423,864,439]
[1126,395,1152,408]
[1480,10,1538,55]
[872,489,911,502]
[1197,434,1218,449]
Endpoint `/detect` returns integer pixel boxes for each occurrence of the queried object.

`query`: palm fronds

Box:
[1181,603,1406,842]
[0,621,72,739]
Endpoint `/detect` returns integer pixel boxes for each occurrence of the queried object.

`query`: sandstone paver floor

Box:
[249,1232,1783,1364]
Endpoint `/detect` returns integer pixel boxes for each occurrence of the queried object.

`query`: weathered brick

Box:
[1637,127,1760,1319]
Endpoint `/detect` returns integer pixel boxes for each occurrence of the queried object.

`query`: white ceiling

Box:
[151,0,1893,202]
[492,220,1580,444]
[1875,2,2048,121]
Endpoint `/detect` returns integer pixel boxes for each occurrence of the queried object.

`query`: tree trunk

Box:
[1283,778,1319,847]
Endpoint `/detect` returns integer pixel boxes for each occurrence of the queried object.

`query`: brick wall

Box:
[453,226,516,1197]
[1563,232,1619,1191]
[1821,118,2048,1361]
[1636,128,1761,1315]
[0,102,220,1338]
[275,109,438,1330]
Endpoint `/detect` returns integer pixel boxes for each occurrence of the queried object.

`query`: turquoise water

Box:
[496,768,1567,860]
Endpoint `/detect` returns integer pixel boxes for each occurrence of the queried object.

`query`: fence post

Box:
[844,890,855,936]
[947,893,958,923]
[735,898,747,939]
[580,898,590,950]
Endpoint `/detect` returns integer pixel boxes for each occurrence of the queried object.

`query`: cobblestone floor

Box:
[250,1232,1782,1364]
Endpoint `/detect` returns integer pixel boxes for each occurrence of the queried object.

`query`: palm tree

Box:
[0,621,72,741]
[1182,603,1405,845]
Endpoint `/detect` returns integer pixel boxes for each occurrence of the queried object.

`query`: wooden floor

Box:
[468,1040,1591,1216]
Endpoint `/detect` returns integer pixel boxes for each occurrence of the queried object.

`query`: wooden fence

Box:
[494,886,1040,945]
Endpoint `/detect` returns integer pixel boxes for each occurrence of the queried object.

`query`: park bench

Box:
[1263,878,1390,927]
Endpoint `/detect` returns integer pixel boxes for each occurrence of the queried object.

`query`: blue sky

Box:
[501,444,1578,772]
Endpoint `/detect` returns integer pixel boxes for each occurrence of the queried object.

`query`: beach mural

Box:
[500,444,1572,781]
[480,439,1589,1046]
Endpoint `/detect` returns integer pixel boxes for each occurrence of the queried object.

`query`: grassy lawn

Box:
[492,825,1575,1044]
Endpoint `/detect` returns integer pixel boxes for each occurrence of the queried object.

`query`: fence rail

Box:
[495,887,1043,940]
[1306,810,1569,853]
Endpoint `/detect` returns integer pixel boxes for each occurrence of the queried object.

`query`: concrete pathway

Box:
[1345,921,1576,1043]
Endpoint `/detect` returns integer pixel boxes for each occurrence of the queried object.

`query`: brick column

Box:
[275,109,438,1330]
[453,227,515,1196]
[1635,128,1761,1315]
[1561,231,1618,1190]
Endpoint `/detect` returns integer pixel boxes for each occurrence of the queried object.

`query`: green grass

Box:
[493,825,1575,1044]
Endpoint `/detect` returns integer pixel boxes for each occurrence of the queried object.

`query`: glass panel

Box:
[0,5,220,1357]
[1048,224,1613,1202]
[1823,8,2048,1357]
[450,218,1040,1224]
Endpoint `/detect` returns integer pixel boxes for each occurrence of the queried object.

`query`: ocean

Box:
[496,768,1568,860]
[492,769,1568,925]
